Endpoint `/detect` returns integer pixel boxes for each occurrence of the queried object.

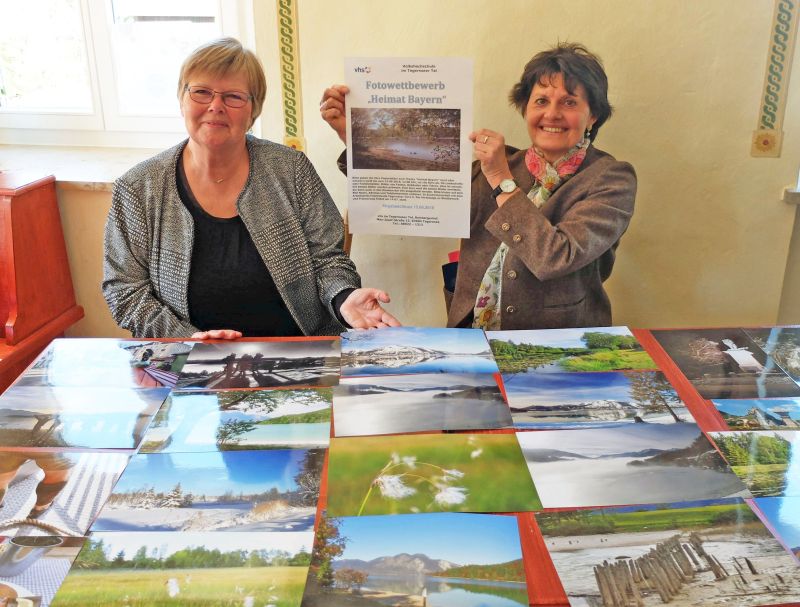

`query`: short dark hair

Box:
[509,43,612,141]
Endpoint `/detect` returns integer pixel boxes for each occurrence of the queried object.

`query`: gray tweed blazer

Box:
[103,135,360,337]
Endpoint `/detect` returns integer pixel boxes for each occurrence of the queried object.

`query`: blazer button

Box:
[506,305,516,314]
[500,222,511,232]
[507,270,517,279]
[512,234,522,243]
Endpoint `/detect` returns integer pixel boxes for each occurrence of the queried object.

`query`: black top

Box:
[176,157,302,336]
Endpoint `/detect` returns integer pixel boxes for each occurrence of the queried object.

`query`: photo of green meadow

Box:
[50,531,313,606]
[326,433,540,516]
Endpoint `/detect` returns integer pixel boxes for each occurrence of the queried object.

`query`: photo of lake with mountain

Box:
[0,385,169,449]
[518,423,748,508]
[536,499,800,606]
[333,373,511,436]
[502,370,692,429]
[50,531,313,607]
[754,496,800,560]
[12,339,192,389]
[327,433,539,516]
[176,340,340,389]
[709,431,800,497]
[301,513,528,607]
[140,388,332,452]
[651,328,800,399]
[340,327,498,376]
[712,398,800,430]
[488,326,656,374]
[91,449,323,533]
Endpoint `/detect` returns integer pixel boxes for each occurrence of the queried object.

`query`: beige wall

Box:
[60,0,800,336]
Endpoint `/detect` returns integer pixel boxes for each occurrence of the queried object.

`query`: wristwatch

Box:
[491,178,517,199]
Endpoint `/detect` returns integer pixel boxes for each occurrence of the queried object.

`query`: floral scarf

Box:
[471,138,590,330]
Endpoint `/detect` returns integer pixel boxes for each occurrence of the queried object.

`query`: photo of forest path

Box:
[488,327,656,374]
[710,431,800,497]
[301,513,529,607]
[50,531,313,607]
[536,499,800,606]
[351,108,460,171]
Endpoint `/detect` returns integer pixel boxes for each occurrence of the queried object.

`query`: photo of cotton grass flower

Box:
[326,433,540,516]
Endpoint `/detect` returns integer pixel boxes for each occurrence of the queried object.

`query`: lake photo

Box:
[333,372,512,436]
[536,499,800,606]
[518,423,748,508]
[92,450,323,532]
[140,388,332,452]
[301,513,528,607]
[502,370,692,429]
[351,107,460,171]
[51,531,313,607]
[488,326,656,374]
[340,327,498,376]
[177,340,340,389]
[754,496,800,559]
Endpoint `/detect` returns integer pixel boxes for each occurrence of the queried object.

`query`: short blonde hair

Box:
[178,37,266,128]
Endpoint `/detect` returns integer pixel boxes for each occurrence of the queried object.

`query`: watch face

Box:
[500,179,517,193]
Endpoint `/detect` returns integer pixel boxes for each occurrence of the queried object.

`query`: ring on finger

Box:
[482,135,489,144]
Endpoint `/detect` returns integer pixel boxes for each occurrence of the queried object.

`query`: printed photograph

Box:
[710,431,800,498]
[333,373,512,437]
[351,107,460,171]
[327,432,539,516]
[50,531,313,607]
[340,327,498,376]
[140,388,332,452]
[651,328,800,399]
[711,398,800,430]
[92,449,323,533]
[488,326,656,374]
[176,340,340,389]
[301,513,528,607]
[518,423,748,508]
[744,326,800,382]
[502,370,692,429]
[536,499,800,606]
[13,339,192,389]
[754,496,800,560]
[0,535,84,607]
[0,450,129,537]
[0,386,169,449]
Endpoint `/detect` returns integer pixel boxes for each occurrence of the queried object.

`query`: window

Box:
[0,0,253,146]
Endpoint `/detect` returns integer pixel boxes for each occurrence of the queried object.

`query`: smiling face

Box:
[180,71,253,152]
[525,72,596,164]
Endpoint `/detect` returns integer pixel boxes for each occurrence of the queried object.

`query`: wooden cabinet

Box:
[0,172,84,391]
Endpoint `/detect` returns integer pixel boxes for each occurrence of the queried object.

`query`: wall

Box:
[59,0,800,336]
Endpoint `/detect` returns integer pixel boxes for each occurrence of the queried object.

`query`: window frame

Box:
[0,0,256,147]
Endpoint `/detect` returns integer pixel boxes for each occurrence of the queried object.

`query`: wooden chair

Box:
[0,172,84,392]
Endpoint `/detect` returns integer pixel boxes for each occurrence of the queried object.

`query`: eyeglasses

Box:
[185,85,252,108]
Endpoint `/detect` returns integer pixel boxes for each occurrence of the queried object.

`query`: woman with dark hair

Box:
[321,43,635,330]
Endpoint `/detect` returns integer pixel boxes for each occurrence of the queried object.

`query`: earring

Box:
[585,127,592,138]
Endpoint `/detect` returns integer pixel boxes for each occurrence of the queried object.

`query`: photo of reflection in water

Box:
[351,108,460,171]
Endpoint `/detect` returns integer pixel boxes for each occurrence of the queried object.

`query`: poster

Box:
[345,57,473,237]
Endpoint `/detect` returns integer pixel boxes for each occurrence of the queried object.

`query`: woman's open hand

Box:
[320,85,349,144]
[340,288,401,329]
[190,329,243,340]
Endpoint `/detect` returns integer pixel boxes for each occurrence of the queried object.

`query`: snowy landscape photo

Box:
[92,449,324,532]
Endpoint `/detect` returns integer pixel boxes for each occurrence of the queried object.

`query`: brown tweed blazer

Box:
[448,145,636,330]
